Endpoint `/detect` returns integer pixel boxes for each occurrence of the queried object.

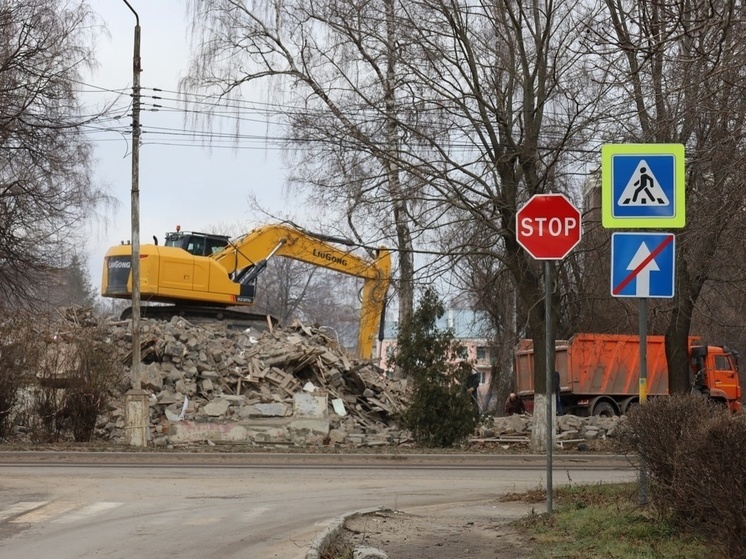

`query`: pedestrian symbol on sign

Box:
[619,160,669,206]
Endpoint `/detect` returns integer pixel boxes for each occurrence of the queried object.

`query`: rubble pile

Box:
[97,314,411,447]
[473,413,623,448]
[10,309,619,450]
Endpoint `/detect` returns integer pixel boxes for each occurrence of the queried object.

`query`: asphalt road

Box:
[0,453,637,558]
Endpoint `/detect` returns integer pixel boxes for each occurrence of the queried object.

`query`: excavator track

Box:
[120,305,279,331]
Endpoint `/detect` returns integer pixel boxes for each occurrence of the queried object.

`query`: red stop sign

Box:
[516,194,582,260]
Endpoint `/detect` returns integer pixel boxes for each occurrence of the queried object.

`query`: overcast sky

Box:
[84,1,292,290]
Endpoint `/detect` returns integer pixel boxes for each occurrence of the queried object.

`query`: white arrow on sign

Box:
[627,242,660,297]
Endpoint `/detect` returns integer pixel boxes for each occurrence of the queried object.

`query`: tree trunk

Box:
[514,261,554,451]
[665,258,697,394]
[532,394,550,453]
[382,0,413,328]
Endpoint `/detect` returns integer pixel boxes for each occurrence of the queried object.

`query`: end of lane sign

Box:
[611,232,675,298]
[601,144,685,228]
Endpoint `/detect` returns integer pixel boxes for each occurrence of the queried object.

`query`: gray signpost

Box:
[516,193,582,513]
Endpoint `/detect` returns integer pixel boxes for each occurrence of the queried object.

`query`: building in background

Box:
[377,308,495,411]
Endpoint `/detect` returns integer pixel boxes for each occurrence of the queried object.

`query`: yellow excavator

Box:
[101,223,391,359]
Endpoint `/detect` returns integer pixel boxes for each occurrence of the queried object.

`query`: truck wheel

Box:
[593,401,617,417]
[621,398,638,414]
[623,401,639,415]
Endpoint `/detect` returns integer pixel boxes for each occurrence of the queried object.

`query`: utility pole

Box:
[122,0,148,447]
[123,0,141,390]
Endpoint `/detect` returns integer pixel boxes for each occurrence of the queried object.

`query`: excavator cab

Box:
[162,229,230,256]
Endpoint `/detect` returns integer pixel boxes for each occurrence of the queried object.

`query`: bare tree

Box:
[183,0,606,449]
[183,0,419,329]
[295,268,363,350]
[449,251,518,406]
[592,0,746,392]
[0,0,108,313]
[251,258,317,323]
[386,0,604,447]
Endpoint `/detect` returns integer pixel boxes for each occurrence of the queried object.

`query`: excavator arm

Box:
[101,223,391,359]
[212,224,391,359]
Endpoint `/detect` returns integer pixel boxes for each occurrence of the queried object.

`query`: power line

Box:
[74,79,608,156]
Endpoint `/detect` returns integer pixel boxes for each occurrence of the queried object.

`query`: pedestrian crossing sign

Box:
[601,144,685,228]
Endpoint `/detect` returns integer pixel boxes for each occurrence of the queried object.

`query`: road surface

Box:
[0,452,636,558]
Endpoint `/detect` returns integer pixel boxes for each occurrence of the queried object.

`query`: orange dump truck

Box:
[514,333,742,416]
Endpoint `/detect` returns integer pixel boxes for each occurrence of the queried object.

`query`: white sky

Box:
[84,1,293,291]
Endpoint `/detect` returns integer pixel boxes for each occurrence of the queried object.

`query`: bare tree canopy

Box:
[180,0,599,446]
[182,0,746,439]
[182,0,419,328]
[0,0,107,313]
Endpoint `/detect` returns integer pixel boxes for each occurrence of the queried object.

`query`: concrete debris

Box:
[472,413,623,448]
[12,308,622,451]
[56,308,411,447]
[353,546,389,559]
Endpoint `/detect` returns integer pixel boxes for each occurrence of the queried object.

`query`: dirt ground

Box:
[338,499,538,559]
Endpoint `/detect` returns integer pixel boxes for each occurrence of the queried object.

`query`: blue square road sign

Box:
[602,144,685,228]
[611,232,675,298]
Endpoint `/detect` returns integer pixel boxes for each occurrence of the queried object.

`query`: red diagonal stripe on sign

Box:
[613,235,674,295]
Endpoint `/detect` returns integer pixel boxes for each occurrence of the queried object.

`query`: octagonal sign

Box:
[516,194,582,260]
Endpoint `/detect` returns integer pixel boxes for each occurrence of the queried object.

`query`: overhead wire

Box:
[77,78,614,132]
[74,78,606,158]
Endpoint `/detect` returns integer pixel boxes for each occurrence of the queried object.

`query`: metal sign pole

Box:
[515,193,581,515]
[602,143,684,507]
[545,260,553,513]
[639,297,648,504]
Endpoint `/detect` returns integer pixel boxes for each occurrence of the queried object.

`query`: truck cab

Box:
[691,344,741,411]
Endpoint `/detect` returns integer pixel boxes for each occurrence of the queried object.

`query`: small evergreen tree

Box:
[64,253,96,307]
[392,288,478,447]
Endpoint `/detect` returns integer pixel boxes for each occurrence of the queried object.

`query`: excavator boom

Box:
[101,224,391,358]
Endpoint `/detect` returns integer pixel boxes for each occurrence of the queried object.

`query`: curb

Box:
[305,506,386,559]
[0,451,632,467]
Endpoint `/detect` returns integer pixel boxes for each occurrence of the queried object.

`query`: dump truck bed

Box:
[515,333,680,397]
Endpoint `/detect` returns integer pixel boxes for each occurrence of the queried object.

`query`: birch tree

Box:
[183,0,419,328]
